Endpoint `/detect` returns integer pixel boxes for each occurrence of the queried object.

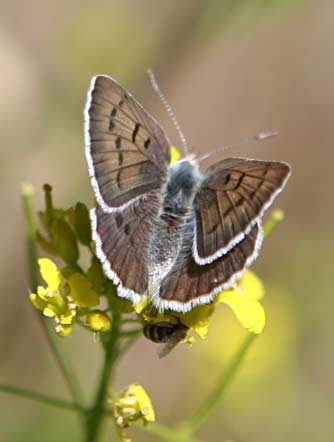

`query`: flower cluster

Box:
[29,184,123,336]
[30,257,112,335]
[108,384,155,441]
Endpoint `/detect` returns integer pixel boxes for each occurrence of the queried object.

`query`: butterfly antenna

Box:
[198,129,278,162]
[147,69,189,155]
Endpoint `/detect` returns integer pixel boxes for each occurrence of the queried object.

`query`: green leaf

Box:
[51,219,79,265]
[35,229,57,254]
[87,256,107,293]
[108,288,133,314]
[38,208,66,236]
[73,202,91,245]
[65,206,76,229]
[62,266,79,279]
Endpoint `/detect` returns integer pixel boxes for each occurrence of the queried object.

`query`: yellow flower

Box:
[176,304,214,339]
[29,258,77,336]
[170,146,181,164]
[109,384,155,435]
[67,273,100,307]
[29,258,101,336]
[216,270,266,334]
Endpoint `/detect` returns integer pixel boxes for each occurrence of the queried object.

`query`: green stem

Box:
[119,328,142,337]
[0,384,84,413]
[22,183,39,289]
[43,183,54,231]
[184,332,257,435]
[21,184,84,407]
[85,312,122,442]
[264,209,284,238]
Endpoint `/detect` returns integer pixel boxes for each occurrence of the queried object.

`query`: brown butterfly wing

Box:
[194,158,291,265]
[85,75,171,212]
[157,222,262,312]
[91,192,160,301]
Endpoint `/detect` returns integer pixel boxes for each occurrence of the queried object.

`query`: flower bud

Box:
[87,311,111,332]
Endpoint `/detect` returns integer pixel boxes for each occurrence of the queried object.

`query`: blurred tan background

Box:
[1,1,334,441]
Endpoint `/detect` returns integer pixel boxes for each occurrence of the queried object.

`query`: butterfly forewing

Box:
[85,75,171,212]
[91,192,161,301]
[157,222,262,312]
[194,158,290,265]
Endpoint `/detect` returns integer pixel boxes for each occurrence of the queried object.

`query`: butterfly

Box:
[84,75,291,313]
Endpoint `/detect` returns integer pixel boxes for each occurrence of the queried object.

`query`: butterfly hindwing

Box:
[91,192,160,302]
[157,222,263,312]
[193,158,290,265]
[85,75,171,212]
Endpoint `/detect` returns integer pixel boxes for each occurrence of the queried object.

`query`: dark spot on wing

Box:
[115,136,123,165]
[224,173,231,185]
[115,214,123,228]
[233,172,245,191]
[144,138,151,149]
[109,120,115,131]
[236,196,245,207]
[116,136,121,149]
[116,170,122,189]
[208,222,220,234]
[124,224,130,235]
[132,123,140,143]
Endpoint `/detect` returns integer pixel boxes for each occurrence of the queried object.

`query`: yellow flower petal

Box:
[60,309,76,325]
[29,293,47,311]
[43,306,57,318]
[178,304,215,339]
[239,270,265,300]
[185,335,195,345]
[218,291,266,334]
[36,286,51,302]
[189,317,209,339]
[68,273,100,307]
[170,146,181,164]
[55,323,73,336]
[219,271,265,301]
[134,296,148,314]
[127,384,155,422]
[38,258,62,291]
